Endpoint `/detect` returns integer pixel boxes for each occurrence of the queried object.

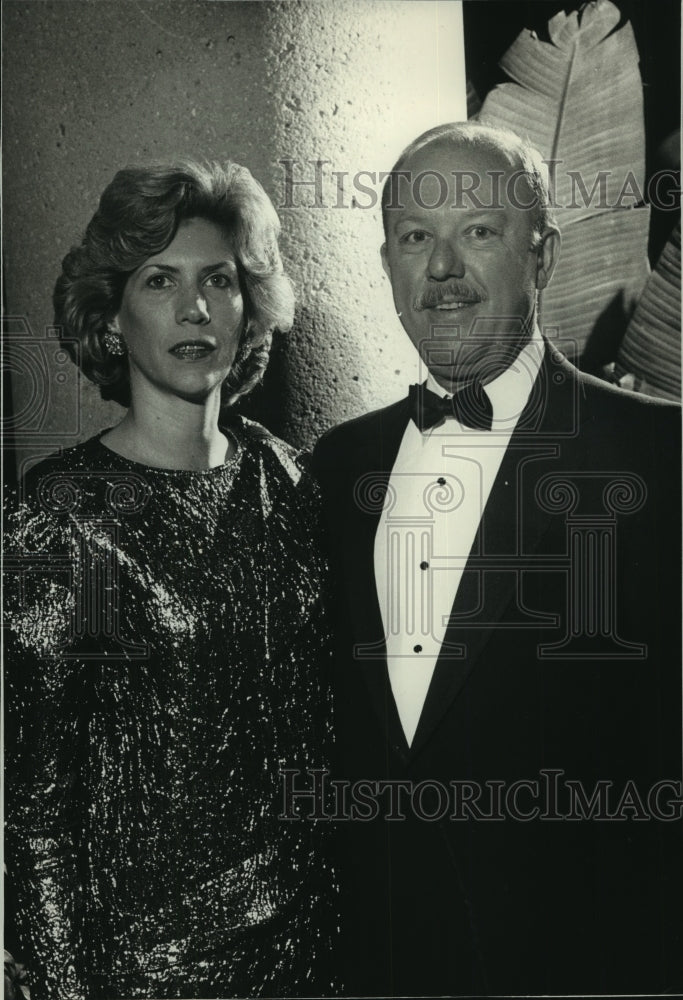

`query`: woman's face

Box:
[113,217,246,406]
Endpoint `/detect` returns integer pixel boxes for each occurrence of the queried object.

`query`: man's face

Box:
[381,139,559,389]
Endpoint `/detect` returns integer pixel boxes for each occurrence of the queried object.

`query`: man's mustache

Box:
[414,282,484,311]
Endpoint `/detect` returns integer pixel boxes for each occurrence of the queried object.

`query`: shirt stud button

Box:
[437,477,446,486]
[420,561,429,570]
[414,644,423,653]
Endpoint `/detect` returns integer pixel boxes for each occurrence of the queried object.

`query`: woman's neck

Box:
[100,393,234,470]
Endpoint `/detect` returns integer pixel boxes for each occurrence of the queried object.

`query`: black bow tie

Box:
[409,381,494,432]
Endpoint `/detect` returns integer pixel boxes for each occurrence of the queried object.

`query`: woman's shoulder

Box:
[6,433,121,542]
[20,433,110,491]
[230,415,312,484]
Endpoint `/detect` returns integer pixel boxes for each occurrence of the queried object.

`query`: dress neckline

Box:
[92,424,243,477]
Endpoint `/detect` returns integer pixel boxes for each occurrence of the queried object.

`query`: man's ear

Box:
[380,243,391,279]
[535,227,561,291]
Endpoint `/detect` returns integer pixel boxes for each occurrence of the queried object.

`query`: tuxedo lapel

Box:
[338,398,412,744]
[409,347,583,758]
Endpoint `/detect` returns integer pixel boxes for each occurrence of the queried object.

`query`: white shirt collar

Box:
[424,330,545,430]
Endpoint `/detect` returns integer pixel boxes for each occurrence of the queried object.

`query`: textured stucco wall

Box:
[4,0,465,471]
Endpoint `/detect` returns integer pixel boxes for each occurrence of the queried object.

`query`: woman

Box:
[4,162,337,999]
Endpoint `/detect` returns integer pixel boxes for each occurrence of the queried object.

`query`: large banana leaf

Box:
[477,0,650,362]
[615,223,681,400]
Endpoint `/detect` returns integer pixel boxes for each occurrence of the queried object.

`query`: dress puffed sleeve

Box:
[4,489,90,1000]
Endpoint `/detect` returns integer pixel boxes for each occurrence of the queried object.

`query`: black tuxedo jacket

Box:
[312,348,682,997]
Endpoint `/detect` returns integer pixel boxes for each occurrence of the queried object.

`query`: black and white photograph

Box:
[3,1,682,998]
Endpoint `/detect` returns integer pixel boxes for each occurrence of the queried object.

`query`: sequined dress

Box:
[4,417,337,1000]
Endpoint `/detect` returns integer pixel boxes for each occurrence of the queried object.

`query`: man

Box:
[312,122,682,996]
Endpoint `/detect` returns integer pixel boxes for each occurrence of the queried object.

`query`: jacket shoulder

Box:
[575,365,680,418]
[573,366,681,451]
[312,398,409,466]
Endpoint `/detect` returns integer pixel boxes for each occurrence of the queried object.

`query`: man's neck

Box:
[424,330,545,427]
[426,327,544,397]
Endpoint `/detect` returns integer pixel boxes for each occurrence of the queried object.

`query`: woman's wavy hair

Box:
[54,160,295,407]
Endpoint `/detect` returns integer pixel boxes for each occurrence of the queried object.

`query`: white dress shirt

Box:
[374,334,545,746]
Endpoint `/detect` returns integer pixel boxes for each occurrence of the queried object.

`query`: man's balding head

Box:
[381,121,556,245]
